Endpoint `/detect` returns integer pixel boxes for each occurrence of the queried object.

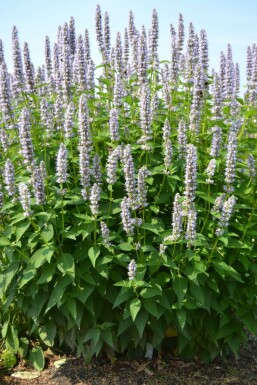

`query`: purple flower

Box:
[106,146,121,185]
[205,158,217,184]
[171,193,183,241]
[109,108,120,141]
[32,166,46,205]
[56,143,68,185]
[90,183,101,216]
[224,129,238,192]
[23,42,35,93]
[137,166,150,207]
[186,207,197,245]
[121,145,137,209]
[4,159,16,199]
[18,108,35,168]
[100,221,111,246]
[178,119,187,159]
[121,196,134,236]
[248,154,256,178]
[184,144,197,209]
[215,195,236,236]
[18,182,32,217]
[128,259,137,280]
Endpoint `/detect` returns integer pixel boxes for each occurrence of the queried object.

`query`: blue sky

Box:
[1,0,257,89]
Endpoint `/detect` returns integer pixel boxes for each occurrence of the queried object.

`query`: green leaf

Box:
[141,223,159,235]
[6,325,19,353]
[130,298,141,321]
[88,246,100,267]
[39,320,56,347]
[190,283,206,309]
[46,275,72,312]
[28,346,45,371]
[173,276,187,307]
[101,330,114,348]
[37,263,56,284]
[140,285,162,298]
[41,224,54,243]
[15,221,30,241]
[0,237,11,246]
[113,287,133,308]
[176,308,186,330]
[213,261,244,282]
[30,245,55,268]
[19,268,36,288]
[66,298,77,320]
[143,299,160,318]
[118,242,134,251]
[134,308,148,338]
[57,253,75,278]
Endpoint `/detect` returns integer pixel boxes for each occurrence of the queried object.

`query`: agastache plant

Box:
[0,5,257,366]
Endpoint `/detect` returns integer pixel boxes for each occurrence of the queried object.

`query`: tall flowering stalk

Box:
[18,183,32,217]
[18,108,35,168]
[215,195,236,236]
[121,145,137,209]
[224,129,238,192]
[184,144,197,210]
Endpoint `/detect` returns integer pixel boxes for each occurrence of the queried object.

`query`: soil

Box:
[1,337,257,385]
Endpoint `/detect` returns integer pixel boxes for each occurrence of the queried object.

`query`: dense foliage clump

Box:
[0,5,257,369]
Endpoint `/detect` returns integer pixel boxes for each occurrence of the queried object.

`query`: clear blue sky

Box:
[1,0,257,89]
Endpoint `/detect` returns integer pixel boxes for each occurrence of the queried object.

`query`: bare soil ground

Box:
[1,337,257,385]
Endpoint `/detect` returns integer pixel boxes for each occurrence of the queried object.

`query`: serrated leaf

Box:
[6,325,19,352]
[88,246,100,267]
[57,253,75,278]
[37,263,56,284]
[130,298,141,321]
[213,261,244,282]
[173,276,187,307]
[118,242,133,251]
[66,298,77,320]
[15,221,30,241]
[140,223,159,234]
[176,308,186,330]
[30,245,55,268]
[41,224,54,243]
[28,346,45,371]
[19,267,36,288]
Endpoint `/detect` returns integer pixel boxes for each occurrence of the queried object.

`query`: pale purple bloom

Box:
[18,182,32,217]
[56,143,68,184]
[138,84,152,148]
[12,26,24,96]
[121,196,134,236]
[89,183,101,216]
[69,16,76,59]
[115,32,124,74]
[211,73,223,121]
[95,4,104,53]
[215,195,236,236]
[128,259,137,280]
[100,221,111,246]
[205,158,217,184]
[138,26,148,84]
[186,207,197,245]
[32,166,46,205]
[74,34,87,91]
[23,42,35,93]
[61,23,72,102]
[210,126,222,158]
[178,119,187,159]
[18,108,35,167]
[79,144,90,200]
[106,146,121,185]
[224,130,238,192]
[170,193,183,241]
[137,166,150,207]
[63,101,74,139]
[104,12,111,62]
[84,29,91,62]
[0,61,13,126]
[0,128,9,153]
[189,63,204,134]
[4,159,16,198]
[184,144,197,209]
[78,94,91,146]
[91,154,102,185]
[177,13,184,57]
[0,39,5,65]
[212,193,226,214]
[44,36,52,81]
[121,145,137,209]
[109,108,120,141]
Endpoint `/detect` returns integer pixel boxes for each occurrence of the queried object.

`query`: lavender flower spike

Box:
[18,182,32,217]
[109,108,120,141]
[205,158,217,184]
[121,196,134,236]
[224,130,238,192]
[19,108,35,168]
[216,195,236,236]
[171,193,183,241]
[248,154,256,178]
[128,259,137,280]
[4,159,16,199]
[56,143,68,184]
[89,183,101,217]
[100,221,111,246]
[184,144,197,210]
